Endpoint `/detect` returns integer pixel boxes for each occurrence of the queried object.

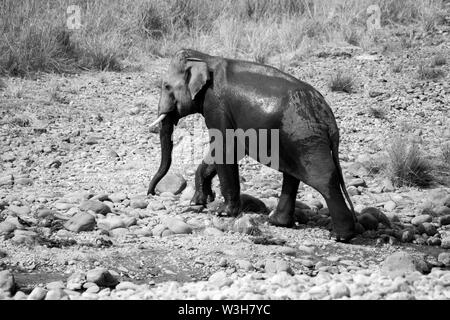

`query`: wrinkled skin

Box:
[147,49,357,241]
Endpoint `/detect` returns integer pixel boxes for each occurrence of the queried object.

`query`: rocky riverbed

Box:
[0,26,450,300]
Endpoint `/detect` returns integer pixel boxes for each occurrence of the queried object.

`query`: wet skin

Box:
[148,50,357,241]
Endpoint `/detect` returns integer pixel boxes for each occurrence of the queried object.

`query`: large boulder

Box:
[155,173,187,195]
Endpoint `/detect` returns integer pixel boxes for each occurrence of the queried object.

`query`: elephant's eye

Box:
[164,83,171,91]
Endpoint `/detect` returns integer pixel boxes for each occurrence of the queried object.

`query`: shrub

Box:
[417,63,445,80]
[329,71,354,93]
[367,106,387,119]
[385,138,434,187]
[431,55,447,67]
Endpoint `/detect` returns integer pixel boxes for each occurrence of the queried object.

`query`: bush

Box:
[329,71,354,93]
[367,106,387,119]
[386,138,434,187]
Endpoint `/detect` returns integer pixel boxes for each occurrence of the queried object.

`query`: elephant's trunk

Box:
[147,115,174,195]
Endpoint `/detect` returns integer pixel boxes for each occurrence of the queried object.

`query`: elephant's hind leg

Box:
[300,146,356,241]
[269,173,300,227]
[191,161,217,206]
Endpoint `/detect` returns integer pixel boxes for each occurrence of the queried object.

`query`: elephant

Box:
[147,49,357,241]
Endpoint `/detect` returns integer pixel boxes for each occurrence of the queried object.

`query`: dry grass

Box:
[431,54,447,67]
[329,71,355,93]
[417,63,446,80]
[0,0,447,76]
[442,142,450,165]
[385,138,434,187]
[367,106,387,119]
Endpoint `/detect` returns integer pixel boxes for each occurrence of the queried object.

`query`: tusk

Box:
[149,114,167,128]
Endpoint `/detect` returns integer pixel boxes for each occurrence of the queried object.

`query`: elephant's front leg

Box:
[216,163,241,217]
[191,161,217,206]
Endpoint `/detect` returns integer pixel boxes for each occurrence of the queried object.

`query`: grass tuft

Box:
[329,71,354,93]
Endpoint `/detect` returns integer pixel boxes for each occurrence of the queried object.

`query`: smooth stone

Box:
[235,259,254,271]
[109,192,128,203]
[208,271,233,288]
[329,282,350,299]
[27,287,47,300]
[0,174,13,186]
[8,205,31,215]
[37,208,56,218]
[436,206,450,216]
[45,289,66,300]
[411,215,432,226]
[0,270,15,293]
[66,271,86,290]
[422,222,437,236]
[46,281,65,290]
[15,178,33,186]
[115,281,139,291]
[54,202,75,211]
[0,221,17,235]
[360,207,391,227]
[130,199,148,209]
[64,212,96,232]
[161,229,175,237]
[109,228,130,237]
[439,215,450,226]
[86,268,119,287]
[85,285,100,293]
[265,259,293,275]
[155,173,187,195]
[203,227,224,236]
[123,216,137,228]
[348,178,366,187]
[97,216,125,231]
[162,217,192,235]
[151,224,167,237]
[384,201,397,211]
[381,251,422,278]
[79,200,111,215]
[401,229,415,243]
[437,252,450,266]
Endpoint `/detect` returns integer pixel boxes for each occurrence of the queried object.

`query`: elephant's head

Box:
[147,50,211,195]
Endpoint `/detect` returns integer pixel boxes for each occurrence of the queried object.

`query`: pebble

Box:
[130,199,148,209]
[64,212,96,232]
[67,271,86,290]
[152,224,167,237]
[155,173,187,195]
[235,259,254,271]
[437,252,450,267]
[381,251,421,279]
[384,201,397,211]
[439,215,450,226]
[86,268,119,287]
[162,217,193,235]
[8,204,31,215]
[0,270,15,293]
[79,200,111,215]
[85,285,100,293]
[0,221,17,235]
[401,229,415,243]
[329,282,350,299]
[411,215,432,226]
[209,271,233,288]
[115,281,139,291]
[97,216,125,231]
[422,222,437,236]
[46,281,65,290]
[435,206,450,216]
[28,287,48,300]
[265,259,293,275]
[109,192,128,203]
[203,227,224,236]
[45,289,67,300]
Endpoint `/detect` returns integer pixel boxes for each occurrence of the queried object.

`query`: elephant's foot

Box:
[331,221,356,243]
[217,201,241,217]
[191,190,215,206]
[268,210,295,228]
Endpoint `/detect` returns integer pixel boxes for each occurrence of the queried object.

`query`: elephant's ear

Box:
[187,61,209,100]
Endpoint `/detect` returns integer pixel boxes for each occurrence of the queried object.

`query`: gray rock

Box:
[12,230,37,245]
[130,199,148,209]
[0,221,17,235]
[422,223,437,236]
[151,224,167,237]
[45,289,66,300]
[329,283,350,299]
[265,259,293,275]
[441,236,450,249]
[357,213,379,230]
[46,281,65,290]
[437,252,450,266]
[411,215,432,226]
[435,206,450,216]
[0,270,15,293]
[235,259,254,271]
[79,200,111,215]
[97,216,125,231]
[155,173,187,195]
[8,204,31,215]
[115,281,139,291]
[208,271,233,288]
[161,229,175,237]
[347,186,360,196]
[439,215,450,226]
[401,229,415,243]
[384,201,397,211]
[203,227,224,236]
[15,178,33,186]
[27,287,47,300]
[64,212,96,232]
[37,208,56,218]
[381,179,395,192]
[348,178,366,187]
[0,174,13,186]
[13,291,27,300]
[381,251,422,278]
[67,271,86,290]
[162,217,192,234]
[109,228,130,237]
[232,215,261,235]
[86,268,119,287]
[123,217,136,228]
[109,192,128,203]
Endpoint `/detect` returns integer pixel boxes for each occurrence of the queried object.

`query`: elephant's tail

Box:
[330,134,357,222]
